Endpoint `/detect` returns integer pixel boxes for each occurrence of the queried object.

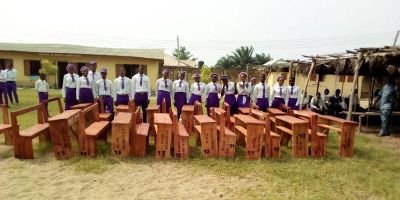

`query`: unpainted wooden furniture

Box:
[194,114,218,158]
[170,110,189,159]
[234,114,264,160]
[211,108,236,158]
[130,104,150,157]
[181,105,194,135]
[275,115,309,158]
[111,112,132,157]
[154,112,173,159]
[0,104,13,145]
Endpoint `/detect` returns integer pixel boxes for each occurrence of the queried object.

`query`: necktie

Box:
[197,83,200,91]
[121,77,124,89]
[225,84,228,92]
[92,73,95,82]
[291,87,294,95]
[179,80,182,87]
[262,83,265,98]
[214,83,217,91]
[85,77,89,85]
[71,74,75,82]
[164,79,168,88]
[279,87,282,96]
[103,79,107,91]
[140,74,143,86]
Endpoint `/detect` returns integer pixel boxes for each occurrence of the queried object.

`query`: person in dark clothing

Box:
[328,89,347,117]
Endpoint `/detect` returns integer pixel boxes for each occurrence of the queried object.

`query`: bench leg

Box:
[174,135,189,159]
[132,134,148,157]
[22,138,34,159]
[87,137,96,157]
[79,135,89,156]
[4,129,13,145]
[270,135,281,158]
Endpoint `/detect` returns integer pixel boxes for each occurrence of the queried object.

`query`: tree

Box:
[200,64,211,83]
[172,46,193,60]
[215,46,272,69]
[39,59,57,88]
[252,53,272,65]
[215,55,235,69]
[231,46,254,68]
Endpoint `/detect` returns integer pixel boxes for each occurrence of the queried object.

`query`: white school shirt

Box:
[61,73,79,98]
[131,73,151,99]
[204,82,222,99]
[113,76,131,101]
[270,84,288,106]
[5,69,17,81]
[0,70,7,82]
[96,79,113,98]
[156,78,173,100]
[173,79,190,102]
[286,85,300,106]
[88,71,101,85]
[222,82,235,95]
[310,96,324,110]
[190,82,206,96]
[236,81,251,96]
[76,76,95,100]
[252,82,270,102]
[35,79,49,93]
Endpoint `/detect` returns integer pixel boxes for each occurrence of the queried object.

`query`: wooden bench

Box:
[194,114,218,158]
[154,112,173,159]
[234,114,264,160]
[275,115,309,158]
[317,115,358,157]
[146,105,160,137]
[181,105,195,135]
[0,104,13,145]
[11,104,49,159]
[79,103,110,157]
[267,108,287,132]
[171,110,189,159]
[341,111,400,134]
[249,109,281,158]
[130,104,150,157]
[111,112,132,157]
[70,103,92,110]
[222,102,236,131]
[211,108,236,158]
[97,98,113,121]
[194,100,203,115]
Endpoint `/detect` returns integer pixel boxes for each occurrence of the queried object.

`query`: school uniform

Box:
[286,85,300,110]
[62,73,79,110]
[156,78,173,112]
[88,71,101,85]
[76,76,95,103]
[6,68,18,103]
[252,82,270,112]
[132,73,151,122]
[173,79,190,119]
[205,82,222,114]
[189,81,205,104]
[270,84,287,108]
[236,81,251,108]
[310,96,324,114]
[96,78,114,113]
[222,81,237,114]
[35,79,49,111]
[113,76,131,105]
[0,70,8,105]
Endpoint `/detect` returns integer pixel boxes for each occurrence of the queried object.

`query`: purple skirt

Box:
[224,94,237,114]
[207,93,219,108]
[65,87,78,110]
[288,98,298,110]
[174,92,187,112]
[237,95,250,108]
[272,97,285,108]
[116,94,129,105]
[134,93,148,107]
[189,94,202,105]
[256,98,269,112]
[157,90,171,112]
[79,88,94,103]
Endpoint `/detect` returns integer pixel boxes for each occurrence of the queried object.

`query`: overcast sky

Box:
[1,0,399,65]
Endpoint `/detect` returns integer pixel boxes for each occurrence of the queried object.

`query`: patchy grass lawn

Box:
[0,88,399,200]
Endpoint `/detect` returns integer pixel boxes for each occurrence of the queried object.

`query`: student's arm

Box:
[285,87,289,106]
[172,81,176,97]
[251,85,257,102]
[269,87,274,107]
[34,81,39,91]
[185,82,190,103]
[147,77,151,100]
[127,79,132,100]
[76,79,81,101]
[131,76,136,99]
[62,75,67,98]
[112,80,117,101]
[155,79,159,101]
[169,80,173,100]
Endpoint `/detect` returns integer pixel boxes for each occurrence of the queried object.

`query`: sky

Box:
[0,0,399,65]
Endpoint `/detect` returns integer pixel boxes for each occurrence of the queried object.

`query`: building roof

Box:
[163,54,197,68]
[0,42,164,60]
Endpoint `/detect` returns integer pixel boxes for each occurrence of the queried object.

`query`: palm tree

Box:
[231,46,254,68]
[215,55,235,68]
[172,46,193,60]
[252,53,272,65]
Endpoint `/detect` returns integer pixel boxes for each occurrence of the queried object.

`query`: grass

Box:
[1,88,400,199]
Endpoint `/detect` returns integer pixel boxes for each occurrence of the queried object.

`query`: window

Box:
[115,64,147,78]
[24,60,41,76]
[310,73,317,81]
[339,75,346,82]
[347,76,354,82]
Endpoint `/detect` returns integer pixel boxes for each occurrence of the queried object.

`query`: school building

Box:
[0,42,164,92]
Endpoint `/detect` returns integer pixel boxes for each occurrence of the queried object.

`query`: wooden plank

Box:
[111,112,132,157]
[199,123,218,158]
[154,124,172,159]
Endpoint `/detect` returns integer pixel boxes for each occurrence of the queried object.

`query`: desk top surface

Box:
[146,105,160,111]
[294,110,319,118]
[276,115,308,124]
[48,109,80,121]
[182,105,195,112]
[267,108,286,115]
[235,114,264,125]
[194,115,216,124]
[154,113,172,124]
[70,103,92,110]
[318,115,357,124]
[112,112,132,124]
[238,107,250,114]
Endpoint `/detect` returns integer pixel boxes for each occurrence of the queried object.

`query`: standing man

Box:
[286,77,300,110]
[113,67,131,106]
[379,76,398,137]
[0,64,8,106]
[132,65,151,122]
[173,71,190,119]
[96,68,114,114]
[252,73,270,112]
[188,73,205,105]
[88,60,101,86]
[205,73,221,116]
[5,61,18,104]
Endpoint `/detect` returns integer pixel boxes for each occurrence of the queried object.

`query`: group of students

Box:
[0,61,19,106]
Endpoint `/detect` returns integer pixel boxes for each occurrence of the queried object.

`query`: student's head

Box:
[179,71,186,80]
[210,73,218,83]
[100,68,107,79]
[5,61,12,69]
[250,77,257,85]
[81,66,89,76]
[335,89,341,96]
[89,61,97,72]
[324,88,330,95]
[66,63,75,74]
[289,77,295,86]
[260,73,266,83]
[316,92,321,99]
[40,73,46,80]
[277,77,284,86]
[162,69,169,79]
[192,73,200,83]
[138,65,145,74]
[119,67,126,77]
[239,72,247,82]
[221,75,228,84]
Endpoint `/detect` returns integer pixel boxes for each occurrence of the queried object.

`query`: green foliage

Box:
[172,46,193,60]
[39,59,57,88]
[200,65,211,83]
[215,46,272,69]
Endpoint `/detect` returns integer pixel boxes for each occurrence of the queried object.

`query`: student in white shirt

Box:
[62,63,79,110]
[5,61,19,104]
[310,92,324,114]
[270,76,287,108]
[221,75,237,115]
[35,73,49,112]
[156,68,173,113]
[188,73,205,105]
[96,68,114,114]
[114,67,131,106]
[132,65,151,122]
[0,66,8,106]
[252,73,270,112]
[236,72,251,108]
[286,77,300,110]
[88,60,101,86]
[173,71,190,119]
[250,77,257,99]
[205,73,221,116]
[76,66,95,103]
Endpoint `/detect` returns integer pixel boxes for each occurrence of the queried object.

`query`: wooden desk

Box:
[238,107,250,115]
[70,103,92,110]
[194,115,218,158]
[115,105,130,114]
[111,112,132,157]
[318,115,358,157]
[234,114,264,160]
[154,113,173,159]
[276,115,308,158]
[146,105,160,136]
[268,108,287,131]
[182,105,195,135]
[48,109,80,159]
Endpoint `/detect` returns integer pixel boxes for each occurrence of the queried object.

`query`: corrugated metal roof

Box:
[0,42,164,60]
[163,54,197,68]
